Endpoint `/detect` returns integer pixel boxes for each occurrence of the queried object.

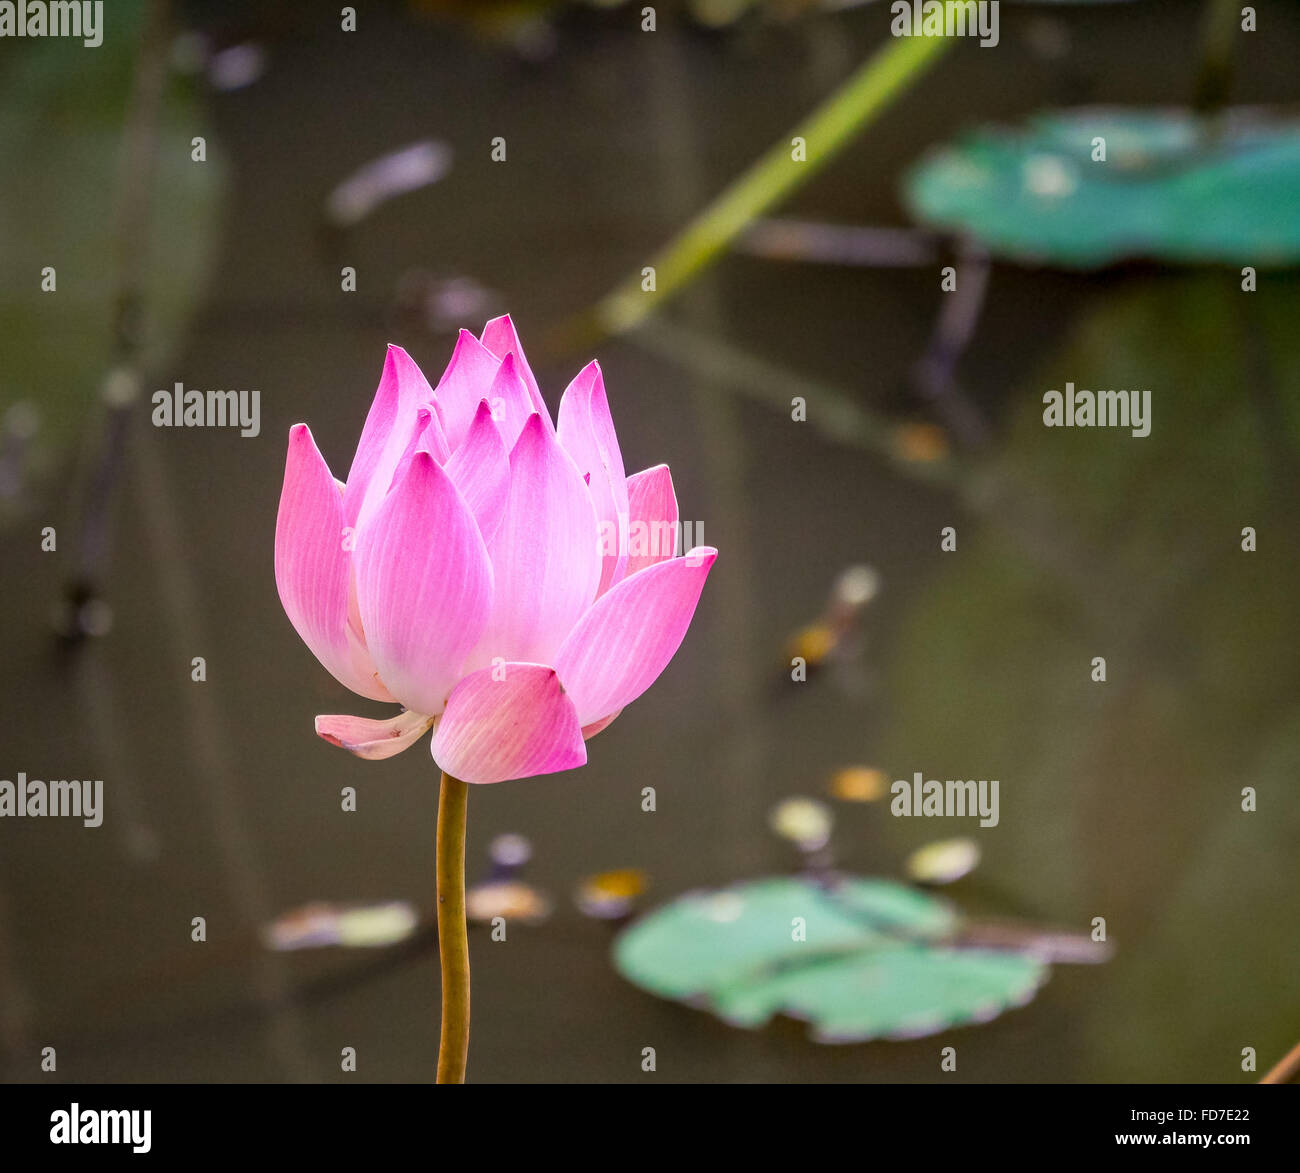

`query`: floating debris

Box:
[325,141,453,229]
[829,766,889,803]
[891,421,950,464]
[394,271,497,335]
[208,43,268,92]
[768,797,833,852]
[262,901,419,952]
[490,833,533,870]
[466,881,552,925]
[576,868,648,920]
[783,564,879,673]
[906,837,981,885]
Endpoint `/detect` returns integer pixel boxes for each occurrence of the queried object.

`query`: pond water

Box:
[2,0,1298,1082]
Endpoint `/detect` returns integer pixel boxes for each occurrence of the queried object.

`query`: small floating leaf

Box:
[467,881,552,925]
[768,798,833,850]
[576,868,649,919]
[263,901,418,951]
[828,766,889,803]
[906,837,981,884]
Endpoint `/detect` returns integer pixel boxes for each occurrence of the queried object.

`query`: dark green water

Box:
[2,0,1298,1082]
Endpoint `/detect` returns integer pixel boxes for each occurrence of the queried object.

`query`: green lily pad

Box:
[902,108,1300,268]
[613,876,1046,1042]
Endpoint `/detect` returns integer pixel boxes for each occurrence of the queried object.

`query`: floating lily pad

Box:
[613,876,1046,1042]
[902,108,1300,268]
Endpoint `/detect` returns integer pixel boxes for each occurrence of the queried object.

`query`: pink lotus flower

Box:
[275,317,716,784]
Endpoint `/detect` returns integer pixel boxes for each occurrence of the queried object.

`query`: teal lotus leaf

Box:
[613,876,1047,1042]
[902,108,1300,268]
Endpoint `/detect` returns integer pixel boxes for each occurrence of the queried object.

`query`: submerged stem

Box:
[558,21,955,350]
[435,772,470,1083]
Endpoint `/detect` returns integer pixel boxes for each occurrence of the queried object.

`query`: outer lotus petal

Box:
[469,414,601,668]
[433,329,502,451]
[315,710,434,759]
[342,345,435,534]
[484,353,539,450]
[555,546,717,727]
[445,400,510,545]
[354,452,493,716]
[557,361,629,596]
[275,424,390,701]
[480,314,552,428]
[623,464,679,577]
[431,663,586,784]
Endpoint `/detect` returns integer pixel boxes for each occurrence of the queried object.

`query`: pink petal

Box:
[420,402,452,463]
[468,414,601,668]
[433,329,502,452]
[353,452,494,716]
[342,345,435,534]
[315,710,434,759]
[445,399,510,545]
[480,314,552,428]
[484,353,539,450]
[431,663,586,784]
[555,547,717,727]
[275,424,390,701]
[557,361,629,596]
[581,708,622,740]
[389,405,452,494]
[623,464,679,577]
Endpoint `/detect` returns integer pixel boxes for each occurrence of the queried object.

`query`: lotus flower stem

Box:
[567,22,956,347]
[435,771,470,1083]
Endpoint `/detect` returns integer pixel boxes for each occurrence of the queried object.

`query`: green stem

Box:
[1192,0,1240,115]
[435,772,470,1083]
[570,23,956,346]
[1260,1038,1300,1085]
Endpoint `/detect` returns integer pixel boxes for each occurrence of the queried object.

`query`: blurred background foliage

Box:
[0,0,1297,1082]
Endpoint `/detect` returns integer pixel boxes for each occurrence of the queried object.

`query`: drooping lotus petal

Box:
[342,345,435,534]
[581,708,623,740]
[431,663,586,784]
[353,452,494,716]
[484,353,539,450]
[315,710,434,759]
[623,464,679,578]
[557,361,629,596]
[469,414,601,668]
[445,399,510,545]
[555,547,717,727]
[276,424,391,701]
[480,314,551,426]
[433,329,503,451]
